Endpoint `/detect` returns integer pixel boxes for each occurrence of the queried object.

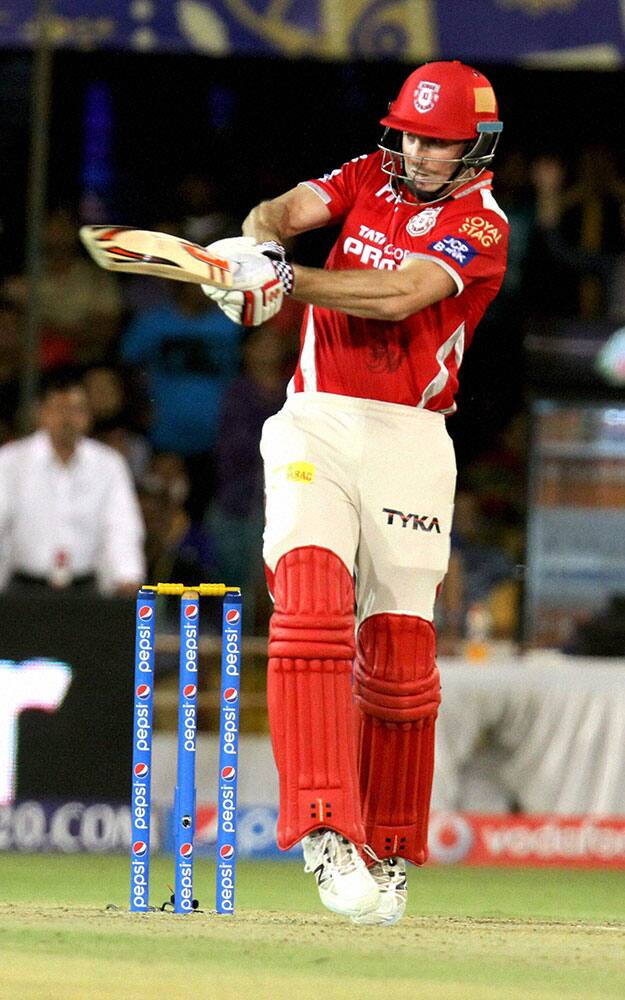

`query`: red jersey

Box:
[291,151,508,412]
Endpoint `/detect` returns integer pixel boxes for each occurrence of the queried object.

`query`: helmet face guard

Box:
[379,121,502,204]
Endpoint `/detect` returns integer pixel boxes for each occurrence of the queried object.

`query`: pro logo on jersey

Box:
[413,80,440,114]
[428,235,478,267]
[406,207,443,237]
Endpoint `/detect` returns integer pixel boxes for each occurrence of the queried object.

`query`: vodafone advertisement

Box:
[4,803,625,868]
[429,813,625,869]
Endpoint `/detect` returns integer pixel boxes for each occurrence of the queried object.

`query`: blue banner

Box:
[165,803,302,859]
[2,0,624,65]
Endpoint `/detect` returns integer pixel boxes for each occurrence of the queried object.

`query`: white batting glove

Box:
[201,237,294,327]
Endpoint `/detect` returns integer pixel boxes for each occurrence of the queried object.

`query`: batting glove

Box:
[201,236,294,326]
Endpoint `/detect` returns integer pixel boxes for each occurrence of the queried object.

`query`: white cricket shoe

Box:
[302,829,380,919]
[351,856,407,926]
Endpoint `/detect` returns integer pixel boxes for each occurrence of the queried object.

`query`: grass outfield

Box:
[1,856,625,1000]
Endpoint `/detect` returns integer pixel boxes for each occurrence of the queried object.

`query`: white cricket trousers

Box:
[260,392,457,625]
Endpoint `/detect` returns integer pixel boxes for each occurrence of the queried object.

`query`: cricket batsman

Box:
[203,60,508,925]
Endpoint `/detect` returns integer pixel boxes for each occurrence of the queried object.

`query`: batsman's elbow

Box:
[374,294,422,322]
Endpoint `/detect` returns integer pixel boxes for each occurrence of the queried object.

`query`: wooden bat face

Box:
[79,226,235,287]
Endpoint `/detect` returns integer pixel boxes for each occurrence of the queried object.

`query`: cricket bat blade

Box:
[79,226,235,287]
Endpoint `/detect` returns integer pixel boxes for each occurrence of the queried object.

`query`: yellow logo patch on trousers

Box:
[286,461,315,483]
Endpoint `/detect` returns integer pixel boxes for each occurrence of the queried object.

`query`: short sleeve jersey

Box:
[291,150,508,412]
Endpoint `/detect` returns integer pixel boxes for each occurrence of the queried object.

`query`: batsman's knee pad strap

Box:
[355,613,440,865]
[267,546,364,849]
[354,613,440,722]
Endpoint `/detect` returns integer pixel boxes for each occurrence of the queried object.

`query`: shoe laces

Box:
[368,855,407,891]
[304,829,360,876]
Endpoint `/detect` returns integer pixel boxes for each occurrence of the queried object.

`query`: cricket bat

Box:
[79,226,235,287]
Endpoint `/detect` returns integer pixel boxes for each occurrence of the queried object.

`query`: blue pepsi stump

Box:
[129,582,242,914]
[216,592,242,913]
[174,591,200,913]
[130,589,156,912]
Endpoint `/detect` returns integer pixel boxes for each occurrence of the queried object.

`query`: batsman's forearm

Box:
[291,264,415,321]
[242,200,293,243]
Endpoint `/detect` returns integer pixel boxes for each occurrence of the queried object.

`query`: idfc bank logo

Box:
[428,235,478,267]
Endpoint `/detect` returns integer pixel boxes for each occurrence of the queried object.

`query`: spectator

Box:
[462,414,527,559]
[438,489,518,645]
[83,365,151,482]
[118,219,181,317]
[3,207,122,367]
[120,281,242,519]
[208,324,289,631]
[450,151,534,455]
[139,456,217,626]
[0,370,145,594]
[0,299,21,444]
[176,173,238,246]
[526,151,625,323]
[561,146,625,319]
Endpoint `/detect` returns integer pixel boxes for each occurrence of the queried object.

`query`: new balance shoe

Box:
[302,829,380,919]
[351,856,407,926]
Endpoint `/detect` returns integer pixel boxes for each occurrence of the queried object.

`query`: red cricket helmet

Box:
[381,60,501,139]
[379,60,503,203]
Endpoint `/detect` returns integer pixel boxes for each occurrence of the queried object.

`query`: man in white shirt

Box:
[0,372,145,594]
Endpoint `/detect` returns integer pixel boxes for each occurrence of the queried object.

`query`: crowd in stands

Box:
[0,147,623,641]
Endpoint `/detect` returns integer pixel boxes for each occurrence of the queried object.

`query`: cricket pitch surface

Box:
[2,857,625,999]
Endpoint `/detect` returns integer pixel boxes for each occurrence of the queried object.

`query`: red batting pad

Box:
[267,546,365,849]
[355,613,440,864]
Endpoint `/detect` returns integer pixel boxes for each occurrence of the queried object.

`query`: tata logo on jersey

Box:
[383,508,441,533]
[428,235,478,267]
[459,216,502,247]
[344,233,411,269]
